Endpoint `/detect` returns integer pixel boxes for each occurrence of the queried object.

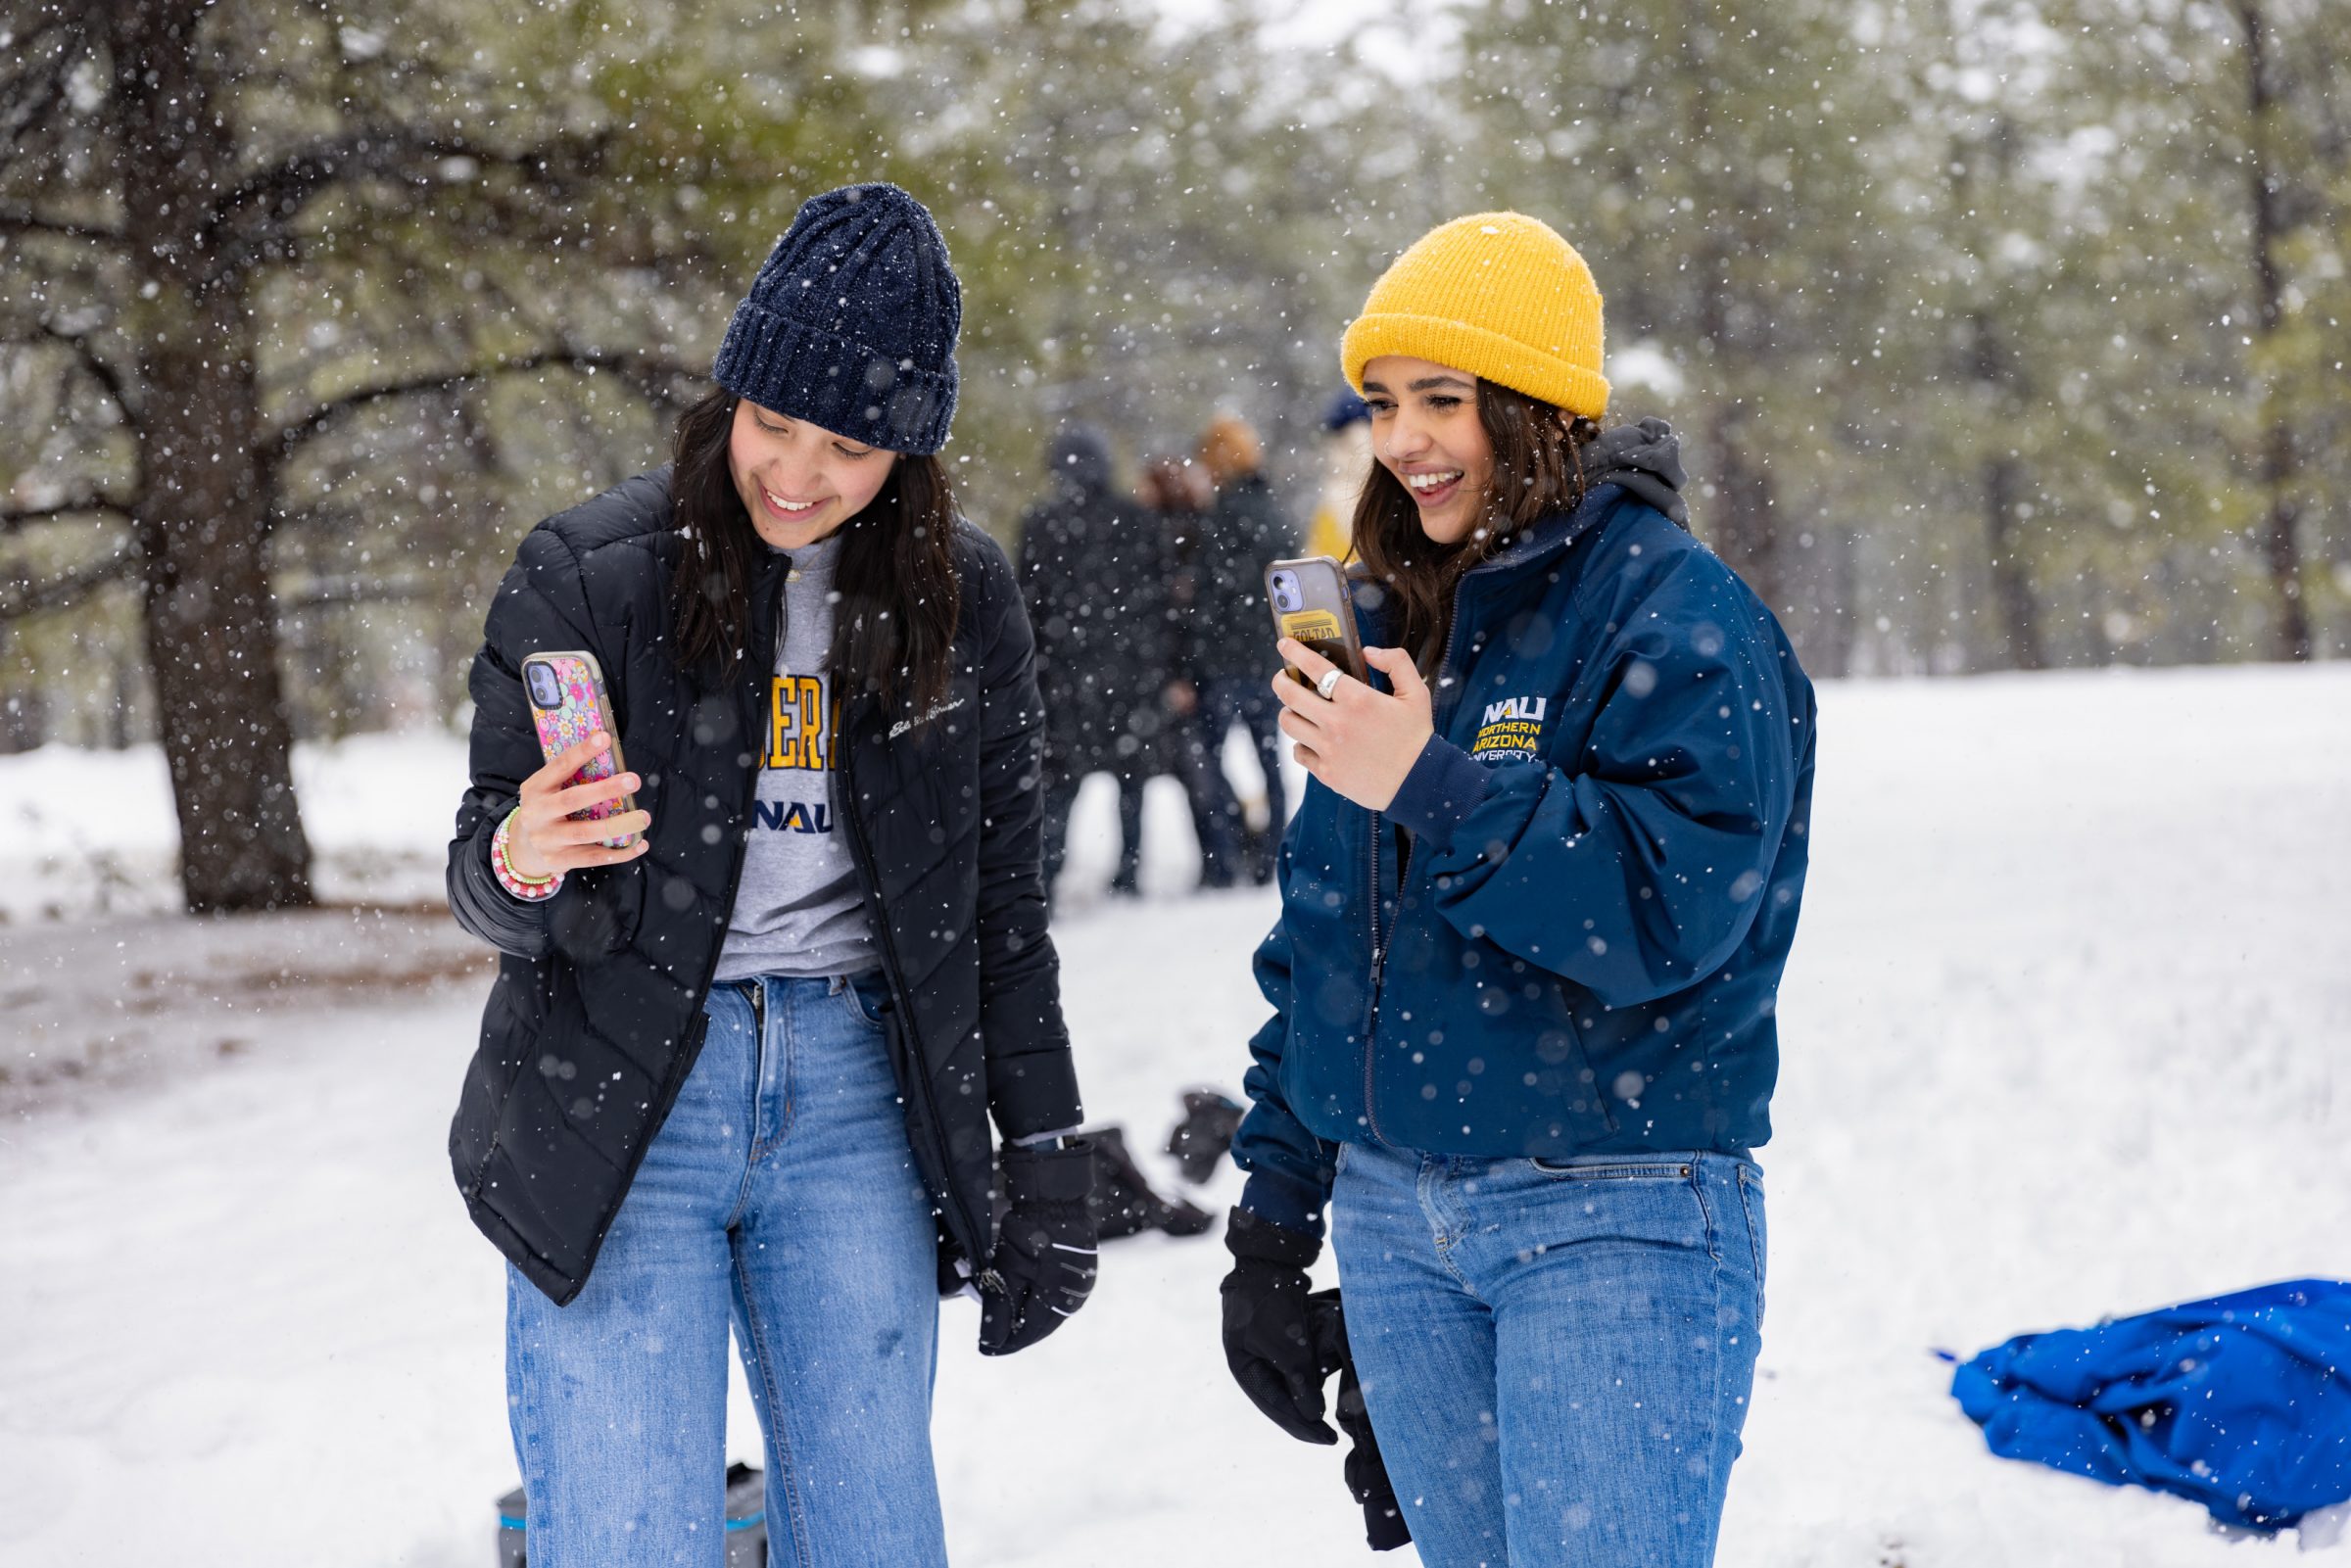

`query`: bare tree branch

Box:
[0,542,140,624]
[0,207,127,245]
[0,19,91,181]
[1,495,133,535]
[263,348,702,466]
[276,574,431,613]
[213,126,611,230]
[25,320,140,420]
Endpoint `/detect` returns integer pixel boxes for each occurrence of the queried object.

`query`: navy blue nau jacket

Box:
[1231,421,1817,1234]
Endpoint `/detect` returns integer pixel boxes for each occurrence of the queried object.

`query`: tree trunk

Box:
[1708,402,1784,618]
[2256,424,2310,661]
[1794,524,1858,678]
[1983,453,2047,670]
[2235,0,2314,661]
[115,0,314,912]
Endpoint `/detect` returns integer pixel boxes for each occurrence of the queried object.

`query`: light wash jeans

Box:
[504,973,945,1568]
[1330,1141,1766,1568]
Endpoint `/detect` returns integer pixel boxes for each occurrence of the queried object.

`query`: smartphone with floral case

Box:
[521,649,639,849]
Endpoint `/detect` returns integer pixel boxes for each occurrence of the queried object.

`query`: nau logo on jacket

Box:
[1469,695,1549,762]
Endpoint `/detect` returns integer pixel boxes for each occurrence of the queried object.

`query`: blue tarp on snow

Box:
[1951,1279,2351,1530]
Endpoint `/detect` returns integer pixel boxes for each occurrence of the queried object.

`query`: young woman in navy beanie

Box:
[445,183,1095,1565]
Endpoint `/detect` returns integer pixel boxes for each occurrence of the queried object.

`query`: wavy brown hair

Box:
[666,389,961,715]
[1349,381,1600,674]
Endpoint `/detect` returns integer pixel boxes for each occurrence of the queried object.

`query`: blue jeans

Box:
[504,974,945,1567]
[1330,1142,1765,1568]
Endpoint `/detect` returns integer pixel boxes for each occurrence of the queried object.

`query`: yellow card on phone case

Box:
[1279,609,1343,643]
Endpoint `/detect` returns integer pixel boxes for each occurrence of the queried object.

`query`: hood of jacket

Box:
[1580,416,1687,527]
[1046,425,1114,499]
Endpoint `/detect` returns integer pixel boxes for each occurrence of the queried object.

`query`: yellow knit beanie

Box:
[1340,212,1608,420]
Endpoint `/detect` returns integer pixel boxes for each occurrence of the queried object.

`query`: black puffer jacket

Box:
[1014,428,1178,776]
[446,467,1080,1306]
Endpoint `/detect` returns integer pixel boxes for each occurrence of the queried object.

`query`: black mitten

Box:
[1308,1288,1412,1550]
[1219,1207,1335,1444]
[978,1139,1098,1355]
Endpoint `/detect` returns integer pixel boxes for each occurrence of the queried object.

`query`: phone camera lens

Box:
[527,665,560,708]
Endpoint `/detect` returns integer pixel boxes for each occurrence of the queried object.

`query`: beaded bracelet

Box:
[491,808,563,902]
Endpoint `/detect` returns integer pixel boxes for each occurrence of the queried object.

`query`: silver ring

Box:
[1315,668,1344,701]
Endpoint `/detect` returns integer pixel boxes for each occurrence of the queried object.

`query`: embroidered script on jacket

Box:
[889,695,969,739]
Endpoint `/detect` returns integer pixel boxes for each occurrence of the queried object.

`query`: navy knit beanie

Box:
[712,183,961,455]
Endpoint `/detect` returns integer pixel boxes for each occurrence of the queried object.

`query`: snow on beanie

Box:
[1339,211,1609,420]
[712,182,962,455]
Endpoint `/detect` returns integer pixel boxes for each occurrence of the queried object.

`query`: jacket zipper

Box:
[1360,807,1386,1141]
[838,758,990,1277]
[1350,511,1607,1147]
[1358,581,1475,1142]
[674,574,785,1130]
[558,575,776,1295]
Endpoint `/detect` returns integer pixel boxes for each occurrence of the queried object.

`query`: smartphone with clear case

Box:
[521,649,639,849]
[1264,556,1367,686]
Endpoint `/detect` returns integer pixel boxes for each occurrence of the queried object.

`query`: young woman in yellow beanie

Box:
[1219,212,1818,1565]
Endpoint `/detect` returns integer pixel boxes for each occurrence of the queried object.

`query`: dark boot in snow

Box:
[1086,1124,1213,1239]
[1166,1087,1246,1185]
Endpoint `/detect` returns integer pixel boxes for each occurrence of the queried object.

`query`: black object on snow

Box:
[1308,1289,1412,1552]
[1088,1123,1213,1240]
[1165,1087,1245,1185]
[497,1462,768,1564]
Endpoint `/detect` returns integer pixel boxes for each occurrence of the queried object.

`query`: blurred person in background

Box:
[1300,389,1372,562]
[1137,454,1227,879]
[1218,212,1814,1567]
[1188,414,1296,886]
[1017,425,1176,902]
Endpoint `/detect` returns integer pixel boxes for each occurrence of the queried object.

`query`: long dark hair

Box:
[1349,381,1600,672]
[666,389,961,715]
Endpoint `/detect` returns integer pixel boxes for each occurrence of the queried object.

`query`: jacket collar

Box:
[1459,482,1616,590]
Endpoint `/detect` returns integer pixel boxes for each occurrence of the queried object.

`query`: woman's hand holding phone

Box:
[504,732,652,879]
[1271,639,1433,813]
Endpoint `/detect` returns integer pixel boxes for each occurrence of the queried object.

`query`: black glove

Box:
[1308,1288,1412,1551]
[979,1138,1099,1356]
[1220,1206,1335,1445]
[1167,1088,1246,1185]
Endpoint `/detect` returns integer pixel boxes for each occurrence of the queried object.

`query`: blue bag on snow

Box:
[1950,1278,2351,1530]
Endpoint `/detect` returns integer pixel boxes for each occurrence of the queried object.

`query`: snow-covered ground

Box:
[2,663,2347,1567]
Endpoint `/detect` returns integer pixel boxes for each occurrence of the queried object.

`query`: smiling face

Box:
[727,399,899,550]
[1358,356,1496,547]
